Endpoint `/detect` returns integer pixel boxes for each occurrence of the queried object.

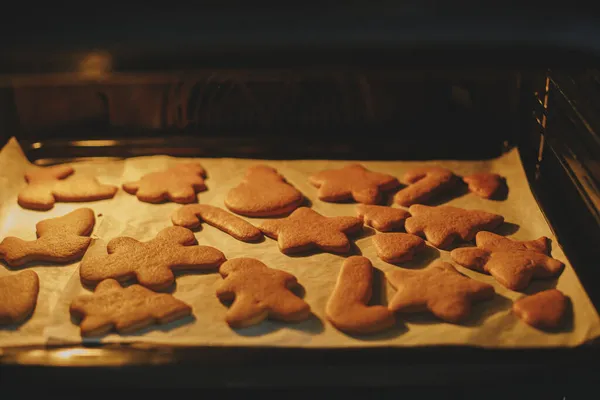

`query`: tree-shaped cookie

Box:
[171,204,262,242]
[372,233,426,263]
[394,166,457,207]
[79,226,226,291]
[463,173,506,199]
[123,163,207,204]
[326,256,395,334]
[512,289,569,330]
[259,207,363,254]
[225,165,303,217]
[355,204,410,232]
[18,165,118,210]
[0,208,95,267]
[450,234,564,291]
[0,270,39,325]
[387,261,495,323]
[404,204,504,249]
[216,258,311,328]
[70,279,192,336]
[309,164,399,204]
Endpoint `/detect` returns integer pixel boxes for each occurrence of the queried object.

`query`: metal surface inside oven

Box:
[1,4,600,392]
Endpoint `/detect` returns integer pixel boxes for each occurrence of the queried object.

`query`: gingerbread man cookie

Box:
[18,165,118,210]
[225,165,304,217]
[463,173,506,199]
[513,289,569,330]
[0,208,95,267]
[372,233,426,263]
[405,204,504,249]
[387,261,495,323]
[216,258,311,328]
[123,163,207,204]
[70,279,192,336]
[79,226,226,291]
[309,164,399,204]
[0,270,39,325]
[171,204,262,242]
[355,204,410,232]
[394,166,457,207]
[259,207,363,254]
[326,256,395,334]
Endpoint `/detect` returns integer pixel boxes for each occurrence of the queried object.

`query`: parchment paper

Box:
[2,137,600,349]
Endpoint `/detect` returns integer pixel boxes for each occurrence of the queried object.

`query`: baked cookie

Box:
[18,165,118,211]
[326,256,395,334]
[225,165,303,217]
[0,208,95,267]
[405,204,504,249]
[476,231,549,254]
[70,279,192,336]
[463,173,506,199]
[0,270,40,325]
[394,166,457,207]
[171,204,262,242]
[355,204,410,232]
[79,226,226,291]
[372,233,426,263]
[309,164,399,204]
[451,246,564,291]
[216,258,311,328]
[259,207,363,254]
[513,289,569,330]
[387,261,495,323]
[123,163,207,204]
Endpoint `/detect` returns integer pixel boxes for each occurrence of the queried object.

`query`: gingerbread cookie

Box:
[225,165,303,217]
[394,166,457,207]
[326,256,395,334]
[0,270,40,325]
[405,204,504,249]
[355,204,410,232]
[372,233,425,263]
[476,231,549,254]
[387,261,495,323]
[216,258,311,328]
[123,163,207,204]
[451,246,564,291]
[309,164,399,204]
[70,279,192,336]
[259,207,363,254]
[0,208,95,267]
[79,226,226,291]
[513,289,569,330]
[18,165,118,210]
[463,173,506,199]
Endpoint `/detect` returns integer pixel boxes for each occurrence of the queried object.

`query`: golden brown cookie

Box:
[450,247,564,291]
[18,165,118,211]
[394,166,457,207]
[355,204,410,232]
[70,279,192,336]
[0,208,95,267]
[463,173,506,199]
[0,270,40,325]
[476,231,549,255]
[387,261,495,323]
[326,256,395,334]
[79,226,226,291]
[216,258,311,328]
[123,163,207,204]
[259,207,363,254]
[309,164,399,204]
[372,233,426,263]
[512,289,568,330]
[225,165,304,217]
[405,204,504,249]
[171,204,262,242]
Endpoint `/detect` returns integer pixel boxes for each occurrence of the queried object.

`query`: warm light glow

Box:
[71,140,118,147]
[79,52,112,78]
[52,348,94,359]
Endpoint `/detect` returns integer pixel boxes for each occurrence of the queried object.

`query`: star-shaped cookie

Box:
[386,261,495,323]
[309,164,399,204]
[258,207,363,254]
